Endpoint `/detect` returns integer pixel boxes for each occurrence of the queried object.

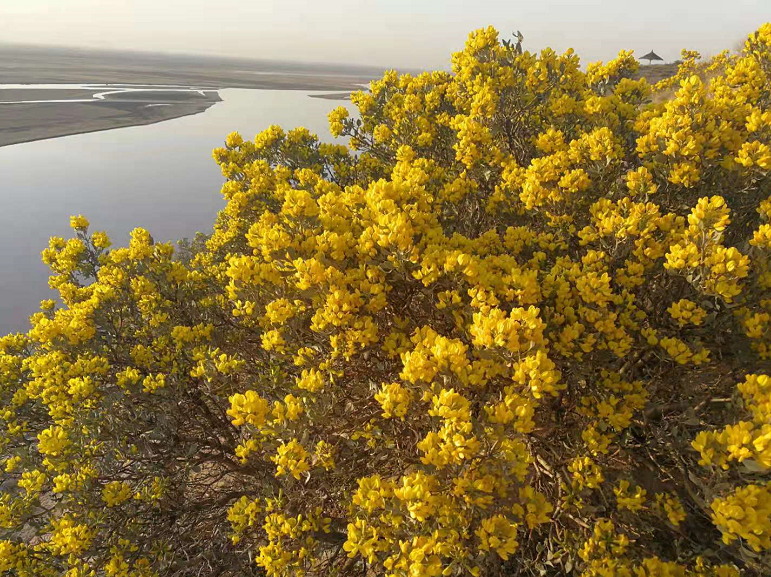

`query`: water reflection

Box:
[0,89,343,333]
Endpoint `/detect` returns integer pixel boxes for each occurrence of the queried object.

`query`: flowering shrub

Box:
[2,23,771,577]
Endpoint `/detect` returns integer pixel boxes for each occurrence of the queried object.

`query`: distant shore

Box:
[0,44,375,147]
[0,44,384,89]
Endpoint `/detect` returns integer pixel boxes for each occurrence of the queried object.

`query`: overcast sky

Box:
[1,0,767,69]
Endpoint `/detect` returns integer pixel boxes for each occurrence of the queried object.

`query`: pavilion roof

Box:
[640,50,664,61]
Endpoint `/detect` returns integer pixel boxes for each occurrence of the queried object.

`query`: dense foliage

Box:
[2,23,771,577]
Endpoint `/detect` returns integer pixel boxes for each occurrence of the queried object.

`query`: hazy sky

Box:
[1,0,767,69]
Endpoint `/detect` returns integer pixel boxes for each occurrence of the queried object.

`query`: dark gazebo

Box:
[640,50,664,64]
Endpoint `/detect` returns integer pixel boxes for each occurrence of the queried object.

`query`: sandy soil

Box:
[0,44,381,146]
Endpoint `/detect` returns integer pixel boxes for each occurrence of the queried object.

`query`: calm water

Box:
[0,89,344,333]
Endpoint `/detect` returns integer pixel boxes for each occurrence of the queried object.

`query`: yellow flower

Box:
[102,481,132,507]
[656,493,687,526]
[227,390,270,427]
[475,515,519,560]
[69,214,90,230]
[375,382,412,419]
[614,480,647,512]
[37,425,70,456]
[711,483,771,551]
[91,231,111,249]
[328,106,349,137]
[271,439,310,480]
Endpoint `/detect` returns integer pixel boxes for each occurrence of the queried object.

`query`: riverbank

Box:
[0,44,378,147]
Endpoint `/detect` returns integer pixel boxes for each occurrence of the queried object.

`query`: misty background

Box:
[1,0,767,68]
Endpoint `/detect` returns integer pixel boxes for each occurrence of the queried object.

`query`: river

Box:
[0,88,345,334]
